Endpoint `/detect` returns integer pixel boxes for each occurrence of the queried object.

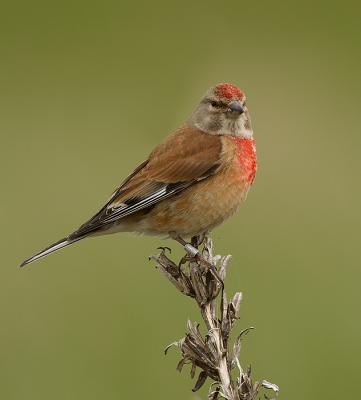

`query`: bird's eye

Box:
[211,101,218,108]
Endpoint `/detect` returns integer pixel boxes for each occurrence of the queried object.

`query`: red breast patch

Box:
[229,137,257,185]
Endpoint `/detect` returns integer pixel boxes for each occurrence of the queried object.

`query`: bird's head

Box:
[188,83,253,139]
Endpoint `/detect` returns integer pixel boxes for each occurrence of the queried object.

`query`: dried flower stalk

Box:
[150,237,279,400]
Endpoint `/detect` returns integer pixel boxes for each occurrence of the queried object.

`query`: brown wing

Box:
[69,124,222,239]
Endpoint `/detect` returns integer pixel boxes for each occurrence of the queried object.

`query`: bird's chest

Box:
[226,137,257,186]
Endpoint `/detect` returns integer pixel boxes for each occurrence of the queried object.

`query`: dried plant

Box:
[150,237,279,400]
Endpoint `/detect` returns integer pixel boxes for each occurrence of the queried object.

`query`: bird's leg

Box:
[171,233,224,289]
[172,234,203,258]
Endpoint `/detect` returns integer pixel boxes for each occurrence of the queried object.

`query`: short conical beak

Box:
[229,102,244,114]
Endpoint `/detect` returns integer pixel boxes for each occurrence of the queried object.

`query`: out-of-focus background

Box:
[1,1,360,399]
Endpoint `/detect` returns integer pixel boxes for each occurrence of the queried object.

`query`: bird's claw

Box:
[157,246,172,254]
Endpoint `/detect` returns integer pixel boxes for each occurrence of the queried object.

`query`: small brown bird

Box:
[20,83,257,267]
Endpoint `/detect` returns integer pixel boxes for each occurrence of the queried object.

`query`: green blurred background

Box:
[1,1,360,399]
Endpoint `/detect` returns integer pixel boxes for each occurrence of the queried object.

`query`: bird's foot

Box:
[157,246,172,254]
[175,236,224,290]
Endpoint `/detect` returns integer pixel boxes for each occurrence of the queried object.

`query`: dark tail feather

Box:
[20,236,86,267]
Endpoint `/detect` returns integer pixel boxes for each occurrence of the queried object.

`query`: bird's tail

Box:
[20,236,86,267]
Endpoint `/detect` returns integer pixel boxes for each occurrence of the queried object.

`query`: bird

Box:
[20,83,257,267]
